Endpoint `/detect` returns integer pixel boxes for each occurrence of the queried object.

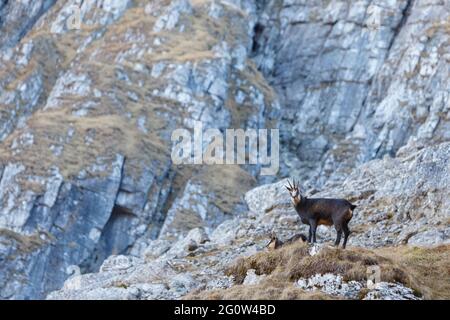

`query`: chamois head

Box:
[285,179,301,205]
[265,231,281,250]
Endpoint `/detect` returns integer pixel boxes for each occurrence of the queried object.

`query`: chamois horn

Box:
[286,179,293,190]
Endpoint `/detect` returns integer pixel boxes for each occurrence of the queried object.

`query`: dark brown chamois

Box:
[285,179,356,249]
[265,232,308,250]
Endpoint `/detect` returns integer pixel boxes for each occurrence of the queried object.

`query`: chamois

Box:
[285,179,356,249]
[265,232,308,250]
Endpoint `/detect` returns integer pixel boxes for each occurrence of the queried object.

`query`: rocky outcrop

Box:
[296,273,420,300]
[47,254,200,300]
[47,141,449,300]
[0,0,449,299]
[44,143,450,299]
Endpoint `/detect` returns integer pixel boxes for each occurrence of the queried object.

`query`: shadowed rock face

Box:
[0,0,449,299]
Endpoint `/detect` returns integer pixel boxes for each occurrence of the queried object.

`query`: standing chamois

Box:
[285,179,356,249]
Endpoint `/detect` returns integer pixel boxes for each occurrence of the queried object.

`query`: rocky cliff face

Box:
[0,0,449,299]
[254,0,450,186]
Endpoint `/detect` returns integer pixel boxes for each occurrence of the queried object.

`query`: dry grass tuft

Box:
[0,228,52,254]
[189,242,450,300]
[286,247,410,284]
[225,242,310,284]
[376,245,450,299]
[225,242,408,285]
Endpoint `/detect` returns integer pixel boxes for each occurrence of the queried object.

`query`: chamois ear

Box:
[269,230,277,239]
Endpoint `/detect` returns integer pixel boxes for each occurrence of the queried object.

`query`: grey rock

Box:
[296,274,420,300]
[99,255,138,273]
[243,269,266,285]
[210,218,242,246]
[244,178,291,215]
[143,240,172,261]
[408,229,450,246]
[164,227,210,258]
[363,282,421,300]
[153,0,192,32]
[296,273,364,299]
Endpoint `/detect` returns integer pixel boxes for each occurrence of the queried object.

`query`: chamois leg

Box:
[334,229,342,247]
[342,223,350,249]
[308,225,313,243]
[309,220,318,243]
